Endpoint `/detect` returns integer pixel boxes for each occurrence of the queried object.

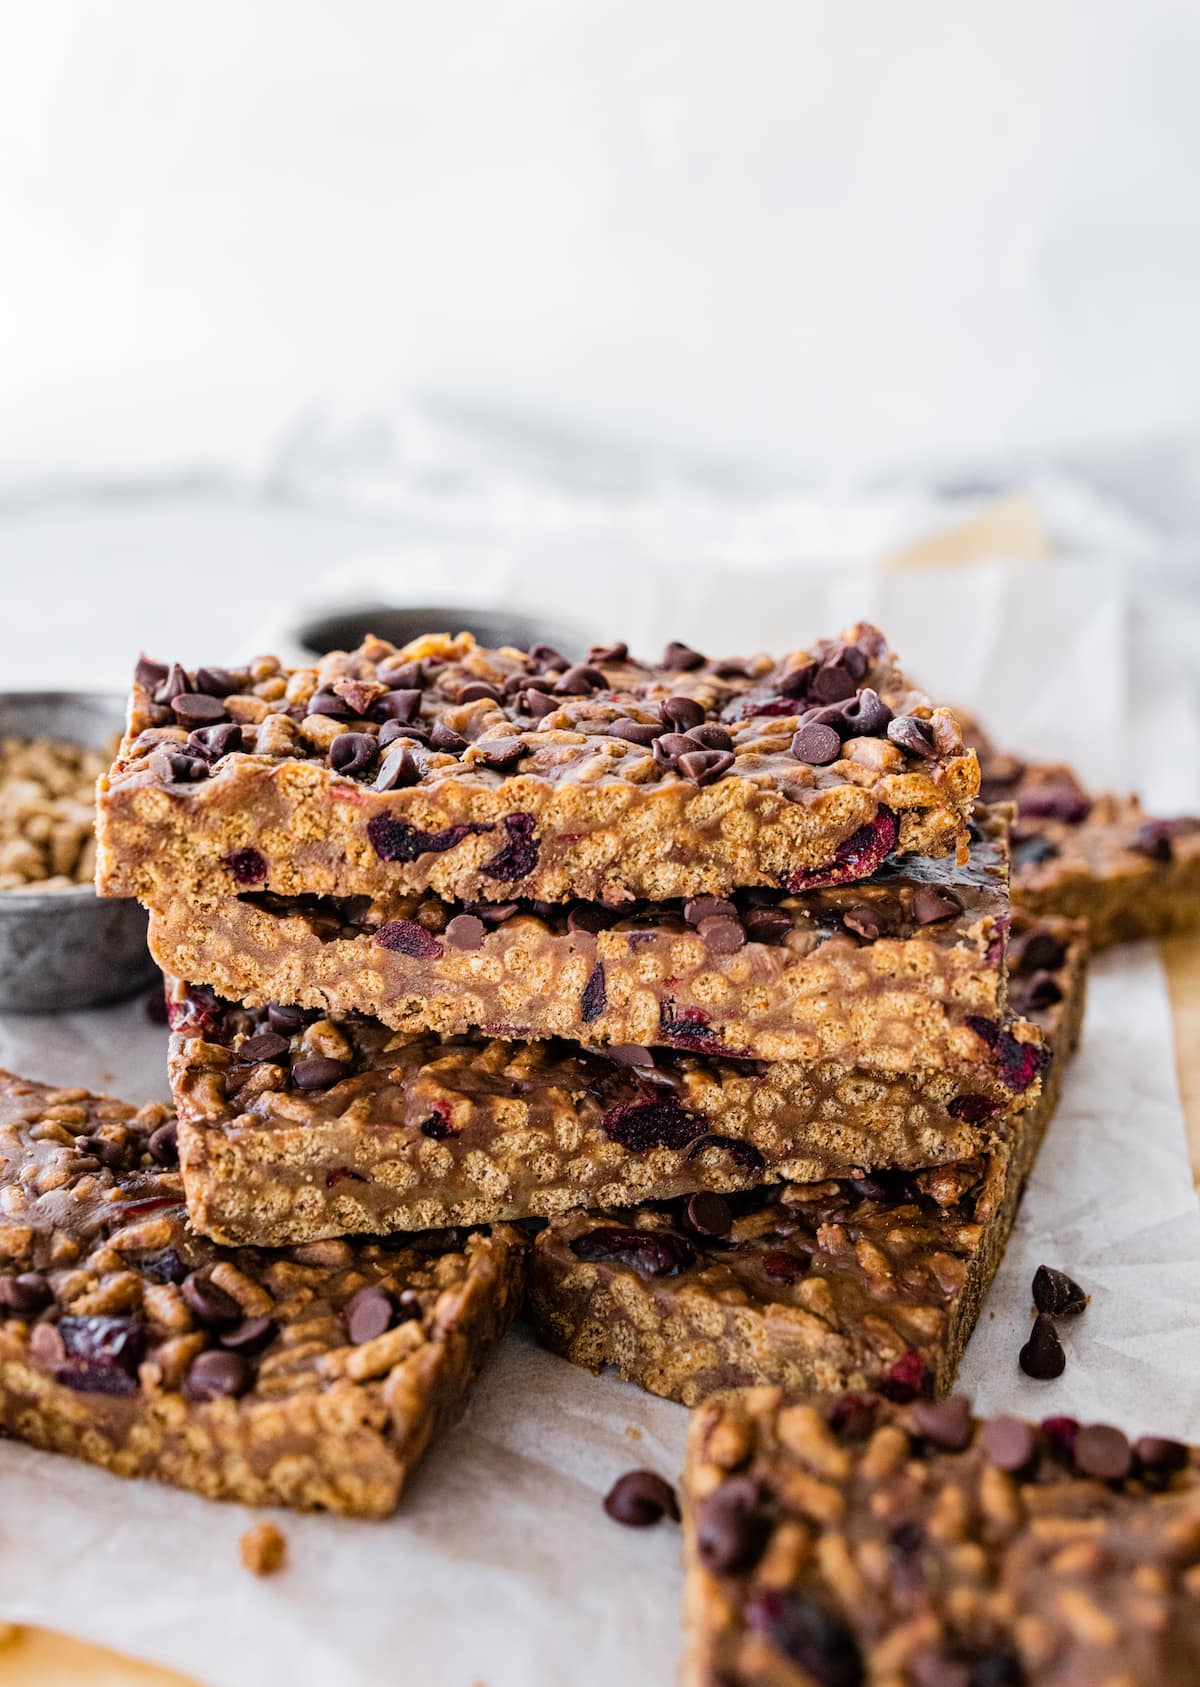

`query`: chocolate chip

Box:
[588,642,629,665]
[445,914,486,950]
[606,1044,657,1070]
[529,643,569,673]
[607,718,661,746]
[0,1272,52,1315]
[1074,1423,1132,1482]
[842,904,886,941]
[148,1120,179,1165]
[219,1315,277,1354]
[1019,1314,1065,1379]
[979,1415,1036,1473]
[603,1470,680,1527]
[475,737,525,771]
[291,1057,348,1091]
[678,749,735,785]
[471,901,519,926]
[696,1476,770,1573]
[149,748,210,784]
[662,696,705,732]
[238,1031,290,1064]
[652,732,696,767]
[1132,820,1176,863]
[187,721,243,761]
[373,744,422,790]
[182,1272,242,1330]
[1032,1265,1087,1317]
[345,1284,396,1345]
[791,722,842,765]
[184,1349,251,1401]
[662,641,704,671]
[374,687,422,722]
[909,1395,973,1450]
[378,718,428,748]
[429,722,468,754]
[809,661,858,704]
[683,896,736,925]
[1135,1435,1188,1477]
[555,664,608,695]
[839,686,892,738]
[267,1003,308,1034]
[909,886,962,925]
[377,661,423,690]
[684,1192,732,1238]
[567,902,618,934]
[135,656,169,692]
[744,1589,863,1687]
[307,689,360,719]
[698,915,745,953]
[687,722,733,752]
[888,715,937,758]
[1013,930,1067,974]
[457,680,503,703]
[156,663,192,704]
[743,906,791,945]
[777,661,816,699]
[77,1134,127,1170]
[329,732,379,777]
[374,919,444,959]
[571,1226,694,1277]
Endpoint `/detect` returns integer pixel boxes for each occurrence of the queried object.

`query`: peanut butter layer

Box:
[683,1388,1200,1687]
[527,919,1086,1407]
[96,625,979,907]
[970,716,1200,948]
[146,808,1013,1074]
[0,1071,525,1517]
[168,986,1046,1247]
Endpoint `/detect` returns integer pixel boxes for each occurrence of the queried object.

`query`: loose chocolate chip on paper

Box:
[979,1415,1036,1473]
[790,721,842,766]
[345,1285,396,1345]
[1033,1264,1087,1317]
[185,1350,251,1401]
[1019,1314,1066,1379]
[1074,1423,1133,1482]
[603,1470,680,1528]
[329,732,379,777]
[445,913,486,950]
[291,1057,349,1091]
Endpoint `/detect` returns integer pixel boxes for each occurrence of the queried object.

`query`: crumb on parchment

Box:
[240,1521,287,1576]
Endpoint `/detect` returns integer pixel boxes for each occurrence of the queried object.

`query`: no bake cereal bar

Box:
[97,626,979,908]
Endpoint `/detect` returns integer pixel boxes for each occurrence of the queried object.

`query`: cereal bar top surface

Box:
[684,1386,1200,1687]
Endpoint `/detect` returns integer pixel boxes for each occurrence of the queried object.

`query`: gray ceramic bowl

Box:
[0,692,156,1013]
[293,603,583,661]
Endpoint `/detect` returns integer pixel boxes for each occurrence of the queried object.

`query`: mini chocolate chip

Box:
[187,721,243,760]
[662,641,705,671]
[696,1477,769,1573]
[698,915,745,953]
[653,732,696,766]
[77,1134,126,1170]
[555,663,608,695]
[743,906,791,945]
[307,688,360,719]
[149,748,209,784]
[185,1349,251,1401]
[791,722,842,765]
[887,715,937,757]
[267,1003,308,1034]
[373,744,422,790]
[429,722,467,754]
[345,1284,396,1345]
[909,885,963,925]
[1135,1435,1188,1476]
[842,904,885,941]
[475,737,525,771]
[607,718,661,746]
[147,1120,179,1165]
[839,686,892,737]
[587,642,628,665]
[291,1057,348,1091]
[568,902,618,934]
[374,687,422,722]
[219,1315,277,1354]
[521,688,561,720]
[683,896,736,925]
[661,696,704,732]
[687,722,733,752]
[1075,1423,1133,1482]
[909,1395,973,1450]
[445,914,486,950]
[330,731,379,776]
[1032,1265,1087,1317]
[457,680,503,703]
[182,1272,242,1330]
[603,1470,679,1527]
[1019,1314,1065,1379]
[980,1415,1037,1473]
[678,749,735,785]
[684,1192,732,1237]
[238,1031,290,1064]
[0,1272,52,1315]
[135,656,169,692]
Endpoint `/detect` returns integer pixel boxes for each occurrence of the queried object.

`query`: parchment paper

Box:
[0,561,1197,1687]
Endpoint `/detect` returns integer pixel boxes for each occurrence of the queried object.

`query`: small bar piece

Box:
[96,625,979,909]
[169,983,1045,1246]
[683,1388,1200,1687]
[527,919,1085,1405]
[147,808,1013,1077]
[0,1072,525,1516]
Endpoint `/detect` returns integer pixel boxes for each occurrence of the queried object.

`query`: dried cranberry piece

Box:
[879,1350,930,1402]
[685,1134,766,1176]
[166,985,226,1038]
[56,1315,145,1394]
[658,1004,723,1052]
[601,1096,705,1153]
[744,1590,863,1687]
[760,1250,809,1285]
[570,1227,694,1277]
[367,816,491,862]
[374,919,444,959]
[479,812,540,882]
[1041,1415,1080,1462]
[995,1031,1047,1093]
[785,809,898,893]
[139,1248,189,1285]
[947,1093,1001,1124]
[1017,786,1092,825]
[580,964,606,1023]
[224,848,267,886]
